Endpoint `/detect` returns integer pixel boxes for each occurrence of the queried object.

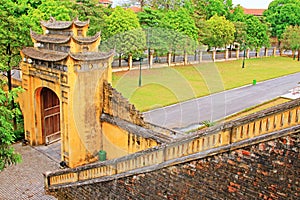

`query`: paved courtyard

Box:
[0,143,60,200]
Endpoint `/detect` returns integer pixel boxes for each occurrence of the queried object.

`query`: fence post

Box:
[128,54,132,70]
[199,51,203,63]
[225,49,229,60]
[149,52,153,68]
[236,48,240,59]
[265,48,268,57]
[212,50,216,62]
[246,49,250,59]
[273,47,277,57]
[184,51,188,65]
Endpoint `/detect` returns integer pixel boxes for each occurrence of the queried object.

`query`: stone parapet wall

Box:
[45,98,300,190]
[102,81,181,137]
[103,81,145,126]
[49,131,300,199]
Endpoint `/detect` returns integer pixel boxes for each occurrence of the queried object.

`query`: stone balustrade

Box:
[45,98,300,190]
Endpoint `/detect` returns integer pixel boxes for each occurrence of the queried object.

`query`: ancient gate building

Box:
[18,17,165,168]
[18,17,115,167]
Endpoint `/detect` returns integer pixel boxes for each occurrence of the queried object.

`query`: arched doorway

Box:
[40,88,61,145]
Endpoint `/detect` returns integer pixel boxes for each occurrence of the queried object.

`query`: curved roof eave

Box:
[73,18,90,27]
[72,32,101,44]
[41,17,73,30]
[30,30,71,44]
[21,47,68,62]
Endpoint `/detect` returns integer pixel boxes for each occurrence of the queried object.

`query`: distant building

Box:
[242,7,266,17]
[98,0,113,7]
[128,5,142,13]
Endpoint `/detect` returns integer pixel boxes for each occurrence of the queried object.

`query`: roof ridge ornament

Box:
[49,16,56,22]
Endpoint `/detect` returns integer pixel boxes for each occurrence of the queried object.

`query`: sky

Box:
[232,0,274,9]
[113,0,274,9]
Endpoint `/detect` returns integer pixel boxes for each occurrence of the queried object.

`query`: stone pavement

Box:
[0,143,60,200]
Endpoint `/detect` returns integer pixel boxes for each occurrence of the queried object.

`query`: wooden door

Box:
[41,88,60,145]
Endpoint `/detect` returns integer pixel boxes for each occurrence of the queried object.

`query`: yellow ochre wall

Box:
[101,122,158,159]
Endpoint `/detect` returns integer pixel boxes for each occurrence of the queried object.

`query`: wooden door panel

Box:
[41,88,61,145]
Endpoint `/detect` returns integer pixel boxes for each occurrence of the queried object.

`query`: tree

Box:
[0,81,22,171]
[264,0,300,39]
[194,0,233,20]
[244,15,270,53]
[138,7,163,29]
[281,25,300,61]
[25,0,78,33]
[202,15,235,49]
[102,7,146,65]
[72,1,112,37]
[230,5,246,22]
[159,8,198,57]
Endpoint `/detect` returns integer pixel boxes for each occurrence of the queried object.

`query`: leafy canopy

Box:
[102,7,146,58]
[202,15,235,48]
[0,81,22,171]
[264,0,300,39]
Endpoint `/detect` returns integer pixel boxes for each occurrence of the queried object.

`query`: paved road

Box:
[143,72,300,131]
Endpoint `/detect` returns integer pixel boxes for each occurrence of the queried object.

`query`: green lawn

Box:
[112,57,300,111]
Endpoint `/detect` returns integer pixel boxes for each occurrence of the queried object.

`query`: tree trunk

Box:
[173,50,176,63]
[119,54,121,67]
[298,49,300,61]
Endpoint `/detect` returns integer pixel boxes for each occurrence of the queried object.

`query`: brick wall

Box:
[49,132,299,199]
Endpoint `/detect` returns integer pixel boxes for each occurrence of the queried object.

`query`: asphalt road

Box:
[143,72,300,131]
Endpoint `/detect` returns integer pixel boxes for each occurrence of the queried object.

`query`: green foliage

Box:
[72,1,112,36]
[201,120,216,127]
[0,0,33,71]
[281,25,300,51]
[0,81,23,171]
[102,7,145,58]
[202,15,235,48]
[25,0,78,33]
[230,5,246,22]
[149,0,193,10]
[264,0,300,39]
[194,0,233,20]
[161,8,198,41]
[101,28,146,59]
[233,22,247,47]
[244,15,270,50]
[138,7,163,29]
[104,6,140,37]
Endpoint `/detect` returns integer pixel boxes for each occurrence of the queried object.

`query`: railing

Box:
[45,98,300,189]
[112,48,281,69]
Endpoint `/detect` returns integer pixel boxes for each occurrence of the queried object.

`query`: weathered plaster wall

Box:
[50,132,300,199]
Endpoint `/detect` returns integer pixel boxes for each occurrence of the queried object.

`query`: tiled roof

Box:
[22,47,68,62]
[73,18,90,27]
[242,7,266,16]
[69,50,114,61]
[128,6,142,13]
[98,0,112,3]
[73,32,101,44]
[41,17,89,30]
[30,30,71,44]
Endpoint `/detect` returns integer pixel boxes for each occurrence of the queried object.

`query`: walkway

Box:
[144,72,300,131]
[0,143,59,200]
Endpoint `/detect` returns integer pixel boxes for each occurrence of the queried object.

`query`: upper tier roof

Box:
[41,17,89,30]
[30,30,101,44]
[30,30,71,44]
